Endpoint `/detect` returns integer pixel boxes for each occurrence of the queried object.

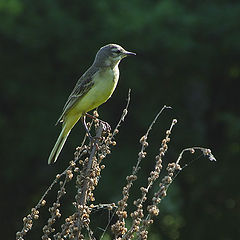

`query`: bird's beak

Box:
[123,50,136,57]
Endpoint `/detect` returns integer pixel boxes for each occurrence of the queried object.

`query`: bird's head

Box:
[94,44,136,67]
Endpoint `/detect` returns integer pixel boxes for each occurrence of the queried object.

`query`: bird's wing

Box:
[55,67,99,125]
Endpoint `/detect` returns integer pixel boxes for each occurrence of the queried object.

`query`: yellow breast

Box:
[72,66,119,115]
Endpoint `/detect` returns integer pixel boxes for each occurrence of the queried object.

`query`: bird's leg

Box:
[81,115,93,142]
[81,115,100,151]
[85,113,111,132]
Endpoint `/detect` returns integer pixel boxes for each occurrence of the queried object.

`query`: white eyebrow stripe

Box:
[112,48,121,52]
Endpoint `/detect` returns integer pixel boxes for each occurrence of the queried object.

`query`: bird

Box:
[48,44,136,164]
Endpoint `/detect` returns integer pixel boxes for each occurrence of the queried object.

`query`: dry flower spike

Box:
[16,91,216,240]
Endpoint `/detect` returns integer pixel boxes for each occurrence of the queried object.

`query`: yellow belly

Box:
[66,66,119,122]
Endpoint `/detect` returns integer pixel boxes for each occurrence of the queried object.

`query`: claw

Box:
[85,113,111,132]
[99,120,111,132]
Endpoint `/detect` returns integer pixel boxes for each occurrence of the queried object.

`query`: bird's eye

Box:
[113,49,121,54]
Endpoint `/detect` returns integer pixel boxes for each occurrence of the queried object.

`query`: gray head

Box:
[93,44,136,67]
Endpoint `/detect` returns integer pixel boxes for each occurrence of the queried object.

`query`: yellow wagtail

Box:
[48,44,136,164]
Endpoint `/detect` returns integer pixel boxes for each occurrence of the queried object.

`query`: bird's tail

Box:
[48,124,70,164]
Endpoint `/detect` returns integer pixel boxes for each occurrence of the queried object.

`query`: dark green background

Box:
[1,0,239,239]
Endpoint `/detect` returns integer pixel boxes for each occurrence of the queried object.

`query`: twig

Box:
[110,89,131,140]
[78,123,104,205]
[134,105,171,172]
[176,147,217,164]
[111,106,172,239]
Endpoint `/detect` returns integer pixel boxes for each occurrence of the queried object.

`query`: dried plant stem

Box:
[78,123,104,205]
[111,106,172,239]
[124,119,177,240]
[176,147,216,164]
[110,89,131,141]
[16,90,216,240]
[16,91,132,240]
[134,105,172,173]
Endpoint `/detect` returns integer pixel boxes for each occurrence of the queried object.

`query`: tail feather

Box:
[48,126,70,164]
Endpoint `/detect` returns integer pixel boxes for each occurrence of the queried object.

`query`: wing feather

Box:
[55,66,99,125]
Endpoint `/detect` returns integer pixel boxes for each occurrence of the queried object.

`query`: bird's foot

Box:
[99,120,111,132]
[85,113,111,132]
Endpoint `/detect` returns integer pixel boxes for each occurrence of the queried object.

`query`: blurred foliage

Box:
[1,0,239,239]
